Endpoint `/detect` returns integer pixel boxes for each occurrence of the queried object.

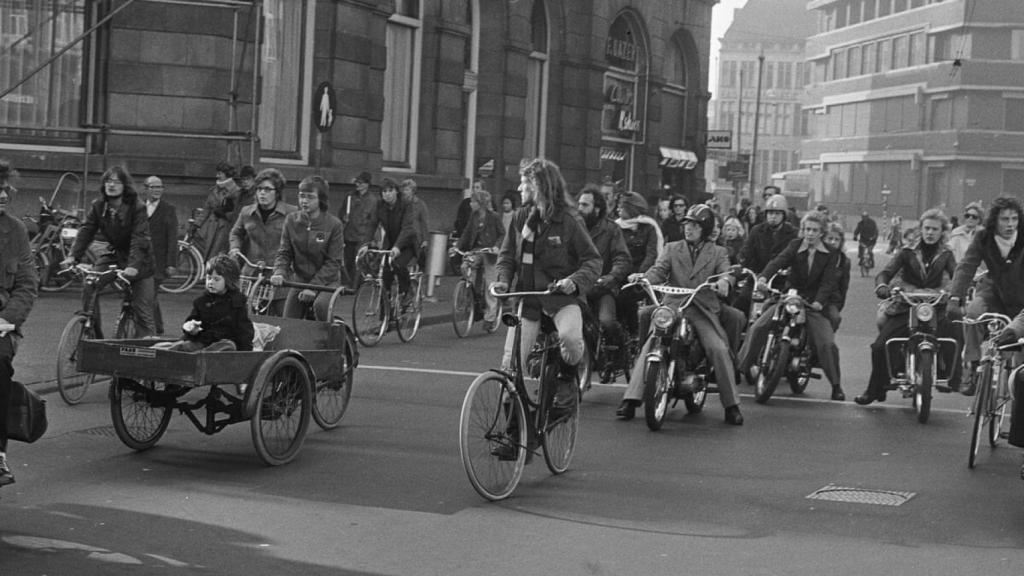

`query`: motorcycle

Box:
[29,195,83,292]
[632,274,726,431]
[751,272,819,404]
[883,288,958,423]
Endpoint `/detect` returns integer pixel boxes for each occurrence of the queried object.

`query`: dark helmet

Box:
[682,203,716,238]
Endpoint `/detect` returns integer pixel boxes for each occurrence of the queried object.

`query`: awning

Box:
[659,147,698,170]
[600,147,627,162]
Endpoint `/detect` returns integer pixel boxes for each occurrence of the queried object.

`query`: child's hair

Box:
[206,254,241,292]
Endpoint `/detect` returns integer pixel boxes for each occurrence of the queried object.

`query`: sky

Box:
[708,0,748,91]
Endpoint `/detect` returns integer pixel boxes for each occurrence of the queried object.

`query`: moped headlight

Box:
[915,303,934,323]
[651,306,676,332]
[785,301,801,316]
[60,226,78,241]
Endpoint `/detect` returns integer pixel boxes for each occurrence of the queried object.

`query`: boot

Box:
[831,384,846,402]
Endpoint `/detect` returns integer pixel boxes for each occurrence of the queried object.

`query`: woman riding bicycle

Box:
[450,188,505,331]
[63,165,157,337]
[492,158,601,413]
[270,175,345,320]
[949,196,1024,395]
[229,168,297,316]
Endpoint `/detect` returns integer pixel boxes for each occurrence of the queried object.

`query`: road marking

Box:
[360,364,630,388]
[3,535,194,567]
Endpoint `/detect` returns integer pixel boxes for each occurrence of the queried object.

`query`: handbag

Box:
[7,380,47,443]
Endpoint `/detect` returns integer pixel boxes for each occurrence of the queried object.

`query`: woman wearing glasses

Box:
[270,175,345,320]
[949,201,984,263]
[229,168,297,316]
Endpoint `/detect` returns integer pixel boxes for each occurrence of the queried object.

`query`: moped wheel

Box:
[755,339,789,404]
[57,315,97,405]
[451,280,475,338]
[109,378,172,451]
[914,348,934,424]
[312,328,355,430]
[683,378,708,414]
[643,358,671,431]
[459,372,526,501]
[160,241,203,293]
[396,277,421,342]
[352,281,387,346]
[968,362,993,469]
[251,355,312,466]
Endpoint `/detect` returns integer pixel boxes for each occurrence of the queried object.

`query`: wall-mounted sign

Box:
[313,81,336,133]
[605,15,638,69]
[602,73,643,142]
[706,130,732,150]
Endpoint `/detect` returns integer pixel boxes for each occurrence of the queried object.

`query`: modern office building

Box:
[0,0,714,225]
[802,0,1024,219]
[710,0,816,205]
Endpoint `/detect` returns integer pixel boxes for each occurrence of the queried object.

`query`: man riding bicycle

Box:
[492,159,601,414]
[853,211,879,273]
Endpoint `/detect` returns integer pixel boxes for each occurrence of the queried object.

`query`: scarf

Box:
[615,215,665,258]
[995,231,1017,259]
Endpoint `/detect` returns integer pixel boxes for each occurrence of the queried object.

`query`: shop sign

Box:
[605,16,638,69]
[603,74,643,142]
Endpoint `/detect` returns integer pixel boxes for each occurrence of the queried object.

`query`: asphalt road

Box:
[3,254,1024,575]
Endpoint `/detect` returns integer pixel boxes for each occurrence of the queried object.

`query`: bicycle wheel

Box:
[451,280,475,338]
[109,378,172,451]
[914,348,934,424]
[989,370,1008,447]
[352,281,387,347]
[312,328,355,430]
[160,242,203,293]
[114,309,136,339]
[396,277,422,342]
[56,315,97,405]
[968,362,993,469]
[542,373,579,475]
[459,372,526,501]
[643,358,672,431]
[251,355,313,466]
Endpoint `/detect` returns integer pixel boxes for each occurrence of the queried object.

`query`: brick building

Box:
[0,0,715,228]
[802,0,1024,220]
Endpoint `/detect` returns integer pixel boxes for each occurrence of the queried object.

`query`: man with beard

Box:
[577,184,631,382]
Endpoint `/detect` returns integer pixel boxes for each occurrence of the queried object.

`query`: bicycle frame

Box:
[64,264,134,338]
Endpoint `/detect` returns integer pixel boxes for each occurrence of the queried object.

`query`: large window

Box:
[259,0,313,161]
[523,0,548,160]
[382,1,422,169]
[0,0,85,146]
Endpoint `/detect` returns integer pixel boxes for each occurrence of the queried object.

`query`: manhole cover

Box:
[806,484,915,506]
[79,426,118,437]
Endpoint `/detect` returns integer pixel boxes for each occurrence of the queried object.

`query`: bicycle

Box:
[450,247,500,337]
[55,264,137,405]
[962,313,1020,469]
[159,208,205,294]
[857,241,875,277]
[235,252,279,315]
[351,248,423,346]
[458,287,581,501]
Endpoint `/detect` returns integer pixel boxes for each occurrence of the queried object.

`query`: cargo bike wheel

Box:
[109,378,173,451]
[312,328,356,430]
[250,353,313,466]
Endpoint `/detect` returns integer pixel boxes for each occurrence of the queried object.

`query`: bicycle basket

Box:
[242,277,276,303]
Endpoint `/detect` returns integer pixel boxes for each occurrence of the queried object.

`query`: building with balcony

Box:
[0,0,714,227]
[710,0,816,205]
[802,0,1024,220]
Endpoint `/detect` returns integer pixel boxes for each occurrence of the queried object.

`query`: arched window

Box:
[601,11,648,191]
[524,0,548,159]
[383,0,423,170]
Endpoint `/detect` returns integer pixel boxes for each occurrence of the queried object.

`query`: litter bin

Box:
[425,230,449,298]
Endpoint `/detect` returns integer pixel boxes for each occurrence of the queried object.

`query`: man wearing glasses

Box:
[660,196,689,243]
[950,201,984,263]
[143,176,178,333]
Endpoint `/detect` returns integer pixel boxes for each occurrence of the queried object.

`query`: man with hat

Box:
[735,193,798,314]
[143,175,178,333]
[339,171,378,291]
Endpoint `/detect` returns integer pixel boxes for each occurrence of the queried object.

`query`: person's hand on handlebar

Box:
[995,326,1020,347]
[552,278,576,295]
[122,267,138,278]
[874,284,891,300]
[298,289,316,303]
[627,273,645,284]
[491,281,509,295]
[356,245,368,259]
[60,256,76,269]
[228,248,241,258]
[756,277,769,292]
[714,278,731,297]
[390,246,400,259]
[948,297,963,320]
[270,274,284,286]
[809,301,823,312]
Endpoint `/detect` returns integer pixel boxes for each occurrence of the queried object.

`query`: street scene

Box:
[3,0,1024,575]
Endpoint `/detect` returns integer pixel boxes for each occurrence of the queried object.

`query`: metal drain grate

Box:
[806,484,915,506]
[78,426,118,437]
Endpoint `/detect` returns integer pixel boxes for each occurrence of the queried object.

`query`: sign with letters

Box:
[706,130,732,150]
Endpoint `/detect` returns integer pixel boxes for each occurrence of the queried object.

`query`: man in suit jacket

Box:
[143,176,178,334]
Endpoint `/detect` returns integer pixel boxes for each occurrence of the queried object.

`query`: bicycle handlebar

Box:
[234,252,274,272]
[451,247,498,257]
[489,287,555,299]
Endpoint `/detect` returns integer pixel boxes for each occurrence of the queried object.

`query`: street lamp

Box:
[880,184,892,244]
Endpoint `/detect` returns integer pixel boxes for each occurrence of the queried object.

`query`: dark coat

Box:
[588,216,631,293]
[622,223,659,273]
[375,198,417,252]
[951,228,1024,315]
[762,238,840,307]
[831,250,851,311]
[457,209,505,253]
[183,289,254,351]
[661,217,686,244]
[877,242,956,292]
[72,197,155,279]
[147,200,178,280]
[741,221,798,274]
[853,217,879,244]
[0,213,38,332]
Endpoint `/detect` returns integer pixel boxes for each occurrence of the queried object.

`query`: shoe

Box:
[616,399,638,420]
[725,405,744,426]
[961,380,976,397]
[854,389,885,405]
[831,387,846,402]
[491,441,519,461]
[0,454,14,487]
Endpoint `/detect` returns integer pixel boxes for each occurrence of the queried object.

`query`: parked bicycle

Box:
[450,247,500,337]
[351,248,423,346]
[27,173,87,292]
[458,287,580,501]
[962,313,1019,469]
[55,264,137,405]
[159,208,205,293]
